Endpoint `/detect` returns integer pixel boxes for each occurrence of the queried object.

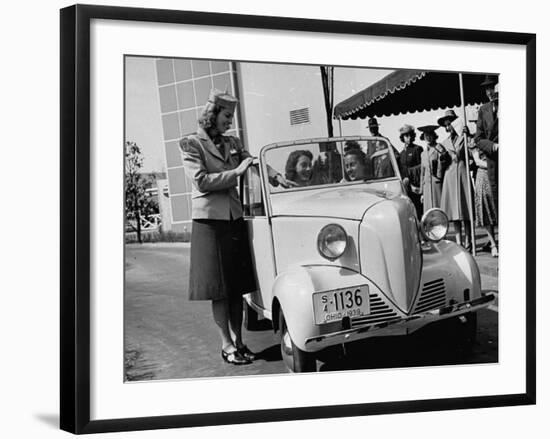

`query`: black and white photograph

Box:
[124,57,500,380]
[1,0,545,436]
[52,2,537,435]
[1,0,546,434]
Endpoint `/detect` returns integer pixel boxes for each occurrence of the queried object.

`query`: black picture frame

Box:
[60,4,536,434]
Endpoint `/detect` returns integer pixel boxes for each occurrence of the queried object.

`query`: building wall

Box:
[155,60,407,230]
[238,63,329,156]
[155,58,242,232]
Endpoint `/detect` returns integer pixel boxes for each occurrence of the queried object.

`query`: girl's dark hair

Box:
[343,141,366,161]
[399,131,416,143]
[198,103,222,130]
[285,149,313,182]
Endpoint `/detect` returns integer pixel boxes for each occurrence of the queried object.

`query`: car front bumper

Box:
[304,293,496,349]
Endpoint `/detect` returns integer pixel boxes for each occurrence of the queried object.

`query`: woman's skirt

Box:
[188,218,257,301]
[440,161,474,221]
[422,179,443,213]
[475,168,498,227]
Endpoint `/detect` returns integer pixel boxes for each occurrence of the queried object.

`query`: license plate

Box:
[313,285,370,325]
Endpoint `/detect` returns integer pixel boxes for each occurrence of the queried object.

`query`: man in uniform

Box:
[474,75,499,213]
[398,124,423,218]
[366,117,400,172]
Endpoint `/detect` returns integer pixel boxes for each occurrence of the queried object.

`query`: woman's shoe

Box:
[491,245,499,257]
[221,349,251,365]
[237,345,257,361]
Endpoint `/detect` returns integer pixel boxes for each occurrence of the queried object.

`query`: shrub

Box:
[125,230,191,244]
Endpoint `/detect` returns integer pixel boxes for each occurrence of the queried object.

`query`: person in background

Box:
[418,125,450,213]
[285,149,314,187]
[179,89,292,366]
[370,139,395,179]
[398,124,423,218]
[312,142,343,185]
[474,75,499,214]
[470,142,498,256]
[438,109,474,250]
[368,117,382,138]
[367,117,400,162]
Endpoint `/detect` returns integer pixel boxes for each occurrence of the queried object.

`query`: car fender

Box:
[425,240,482,301]
[271,265,369,352]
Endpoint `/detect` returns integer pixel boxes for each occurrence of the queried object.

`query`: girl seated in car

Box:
[342,141,370,181]
[284,149,314,187]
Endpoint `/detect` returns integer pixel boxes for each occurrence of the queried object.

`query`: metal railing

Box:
[126,213,162,232]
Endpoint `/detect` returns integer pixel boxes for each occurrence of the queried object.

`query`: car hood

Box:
[270,186,399,220]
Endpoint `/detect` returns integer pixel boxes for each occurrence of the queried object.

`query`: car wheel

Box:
[279,311,316,373]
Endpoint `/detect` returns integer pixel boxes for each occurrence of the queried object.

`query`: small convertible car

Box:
[240,136,495,372]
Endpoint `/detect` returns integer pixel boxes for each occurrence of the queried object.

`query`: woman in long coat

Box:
[179,89,291,365]
[438,110,474,250]
[418,125,450,213]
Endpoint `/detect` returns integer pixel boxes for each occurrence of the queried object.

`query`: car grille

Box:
[413,278,446,313]
[351,290,399,328]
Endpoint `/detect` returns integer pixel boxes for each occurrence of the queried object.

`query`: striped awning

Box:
[334,70,490,120]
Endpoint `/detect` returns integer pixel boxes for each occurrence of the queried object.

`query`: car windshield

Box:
[264,138,399,193]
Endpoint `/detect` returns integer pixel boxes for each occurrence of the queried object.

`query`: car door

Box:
[241,163,277,313]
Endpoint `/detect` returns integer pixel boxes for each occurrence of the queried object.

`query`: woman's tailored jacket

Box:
[180,127,249,220]
[180,127,278,220]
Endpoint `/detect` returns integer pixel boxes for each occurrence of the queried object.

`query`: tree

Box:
[125,141,158,243]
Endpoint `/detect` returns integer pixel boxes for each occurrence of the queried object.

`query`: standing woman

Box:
[438,110,474,250]
[179,89,289,365]
[470,144,498,256]
[418,125,450,213]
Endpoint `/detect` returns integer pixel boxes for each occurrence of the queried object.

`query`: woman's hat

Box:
[480,74,498,87]
[207,88,238,112]
[437,109,458,126]
[399,124,415,135]
[418,124,439,141]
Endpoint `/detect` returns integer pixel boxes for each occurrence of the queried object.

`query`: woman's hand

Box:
[276,174,298,188]
[235,157,253,176]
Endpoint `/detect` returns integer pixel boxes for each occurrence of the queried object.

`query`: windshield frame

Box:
[261,135,401,184]
[259,136,403,217]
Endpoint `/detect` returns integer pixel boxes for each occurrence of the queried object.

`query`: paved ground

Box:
[124,241,498,381]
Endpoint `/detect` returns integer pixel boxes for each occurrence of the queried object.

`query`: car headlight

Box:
[317,224,348,260]
[420,208,448,242]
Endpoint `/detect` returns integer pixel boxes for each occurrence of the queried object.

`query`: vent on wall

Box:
[290,107,310,126]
